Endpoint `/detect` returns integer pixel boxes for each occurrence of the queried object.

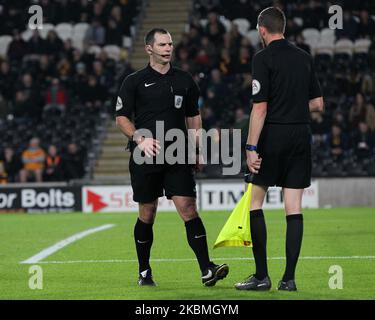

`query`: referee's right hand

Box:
[246,151,262,174]
[136,138,161,157]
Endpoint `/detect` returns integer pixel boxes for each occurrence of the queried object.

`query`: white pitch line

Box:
[25,255,375,265]
[20,224,116,264]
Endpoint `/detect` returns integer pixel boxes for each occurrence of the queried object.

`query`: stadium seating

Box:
[39,23,55,39]
[0,0,142,182]
[186,2,375,179]
[232,18,251,36]
[0,0,374,182]
[0,35,12,57]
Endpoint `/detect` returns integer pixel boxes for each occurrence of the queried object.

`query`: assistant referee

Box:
[115,28,229,287]
[235,7,324,291]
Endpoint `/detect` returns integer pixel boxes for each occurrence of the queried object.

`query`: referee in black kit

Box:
[115,28,229,286]
[235,7,324,291]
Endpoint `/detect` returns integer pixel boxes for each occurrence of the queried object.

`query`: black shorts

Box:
[129,157,197,203]
[251,123,312,189]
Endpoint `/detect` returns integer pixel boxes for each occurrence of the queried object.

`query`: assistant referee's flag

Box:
[213,183,252,249]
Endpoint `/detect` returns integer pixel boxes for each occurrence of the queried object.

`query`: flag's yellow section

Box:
[213,183,253,249]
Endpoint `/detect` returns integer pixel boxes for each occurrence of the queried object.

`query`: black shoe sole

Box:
[235,284,272,291]
[277,287,297,291]
[203,264,229,287]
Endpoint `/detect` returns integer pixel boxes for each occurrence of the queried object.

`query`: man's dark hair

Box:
[257,7,286,34]
[144,28,169,45]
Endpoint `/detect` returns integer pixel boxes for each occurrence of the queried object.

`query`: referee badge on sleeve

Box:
[116,96,123,111]
[174,95,183,109]
[252,79,261,95]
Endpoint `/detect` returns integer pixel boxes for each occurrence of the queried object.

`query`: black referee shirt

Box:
[251,38,322,124]
[115,63,200,136]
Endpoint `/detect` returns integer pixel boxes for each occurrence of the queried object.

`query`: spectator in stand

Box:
[78,0,94,22]
[205,10,226,46]
[326,124,350,161]
[93,60,113,90]
[201,105,217,130]
[45,30,64,57]
[361,71,374,95]
[238,73,252,104]
[295,33,311,54]
[37,55,56,86]
[174,47,196,73]
[84,19,106,46]
[79,75,107,110]
[332,110,349,133]
[0,61,17,103]
[0,160,7,184]
[19,138,46,183]
[218,48,234,75]
[195,48,211,70]
[13,90,41,120]
[364,99,375,131]
[110,5,124,29]
[0,94,8,121]
[349,92,369,129]
[228,23,244,51]
[232,46,252,74]
[336,10,359,40]
[15,73,42,119]
[207,69,229,99]
[57,57,72,82]
[311,112,330,146]
[7,29,29,62]
[233,107,249,146]
[92,0,107,25]
[195,0,221,17]
[200,36,217,63]
[105,18,123,46]
[62,39,75,62]
[0,147,22,183]
[41,0,59,24]
[175,33,193,61]
[284,18,302,39]
[187,26,201,58]
[27,30,46,55]
[12,91,29,120]
[352,122,375,159]
[63,143,84,180]
[44,78,68,113]
[72,62,88,97]
[357,10,375,37]
[43,145,63,181]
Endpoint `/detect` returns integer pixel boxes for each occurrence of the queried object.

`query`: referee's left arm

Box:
[246,52,269,173]
[185,75,203,169]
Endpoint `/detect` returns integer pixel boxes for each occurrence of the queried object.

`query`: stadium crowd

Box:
[0,0,138,183]
[0,0,375,183]
[175,0,375,176]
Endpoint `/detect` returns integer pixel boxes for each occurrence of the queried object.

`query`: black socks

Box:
[250,209,269,280]
[185,217,211,272]
[282,214,303,282]
[134,218,154,273]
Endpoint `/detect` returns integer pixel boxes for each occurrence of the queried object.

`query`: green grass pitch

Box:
[0,208,374,300]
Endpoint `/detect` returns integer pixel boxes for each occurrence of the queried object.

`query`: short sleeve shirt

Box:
[115,64,200,136]
[251,39,322,124]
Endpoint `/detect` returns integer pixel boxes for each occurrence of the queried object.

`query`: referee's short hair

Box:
[257,7,286,34]
[144,28,170,45]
